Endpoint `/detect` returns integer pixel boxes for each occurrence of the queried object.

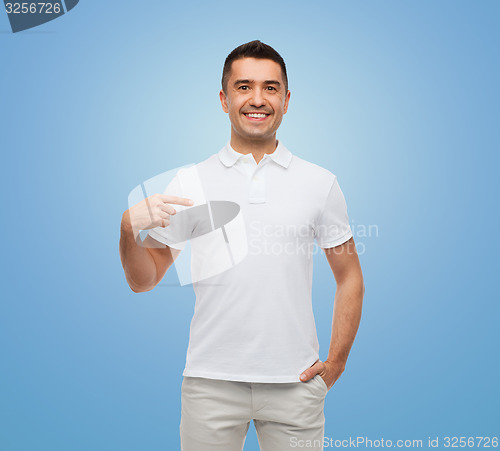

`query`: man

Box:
[119,40,364,450]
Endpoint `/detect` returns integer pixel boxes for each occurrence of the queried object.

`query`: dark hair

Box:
[221,40,288,94]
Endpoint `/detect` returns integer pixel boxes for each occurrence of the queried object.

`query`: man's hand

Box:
[299,359,345,391]
[124,194,194,236]
[120,194,193,292]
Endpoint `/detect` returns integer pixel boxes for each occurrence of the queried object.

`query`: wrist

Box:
[325,356,347,370]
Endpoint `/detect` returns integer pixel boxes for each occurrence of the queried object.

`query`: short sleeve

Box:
[314,176,353,249]
[147,173,190,250]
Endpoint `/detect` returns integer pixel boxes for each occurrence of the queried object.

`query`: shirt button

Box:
[253,175,259,181]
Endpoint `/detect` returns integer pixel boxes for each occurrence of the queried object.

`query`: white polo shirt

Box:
[148,140,353,383]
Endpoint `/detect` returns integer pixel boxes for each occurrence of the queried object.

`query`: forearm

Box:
[325,276,364,366]
[119,211,157,292]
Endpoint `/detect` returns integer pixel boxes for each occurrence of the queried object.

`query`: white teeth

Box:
[245,113,267,118]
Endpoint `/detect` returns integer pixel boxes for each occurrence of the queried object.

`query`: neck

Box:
[229,131,278,164]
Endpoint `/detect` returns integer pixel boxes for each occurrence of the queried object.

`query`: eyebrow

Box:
[233,79,281,87]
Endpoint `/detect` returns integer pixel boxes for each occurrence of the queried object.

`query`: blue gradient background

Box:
[1,1,498,450]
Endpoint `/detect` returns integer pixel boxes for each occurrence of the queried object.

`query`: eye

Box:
[266,86,277,91]
[238,85,250,91]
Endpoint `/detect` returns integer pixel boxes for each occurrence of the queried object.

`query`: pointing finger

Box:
[160,195,194,206]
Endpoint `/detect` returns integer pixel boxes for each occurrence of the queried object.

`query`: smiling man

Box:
[120,40,364,451]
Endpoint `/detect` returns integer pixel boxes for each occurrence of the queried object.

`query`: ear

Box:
[283,90,291,114]
[219,89,229,113]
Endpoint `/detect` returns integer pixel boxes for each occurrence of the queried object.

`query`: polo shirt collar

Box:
[218,140,293,169]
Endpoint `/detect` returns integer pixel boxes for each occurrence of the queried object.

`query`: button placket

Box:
[248,159,268,204]
[235,156,254,179]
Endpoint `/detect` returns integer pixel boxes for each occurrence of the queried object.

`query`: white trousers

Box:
[180,375,328,450]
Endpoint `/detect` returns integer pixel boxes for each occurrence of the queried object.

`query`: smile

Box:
[243,113,270,120]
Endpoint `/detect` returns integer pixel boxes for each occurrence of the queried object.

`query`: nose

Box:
[249,89,266,108]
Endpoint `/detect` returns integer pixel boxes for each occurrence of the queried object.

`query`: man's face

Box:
[220,58,290,142]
